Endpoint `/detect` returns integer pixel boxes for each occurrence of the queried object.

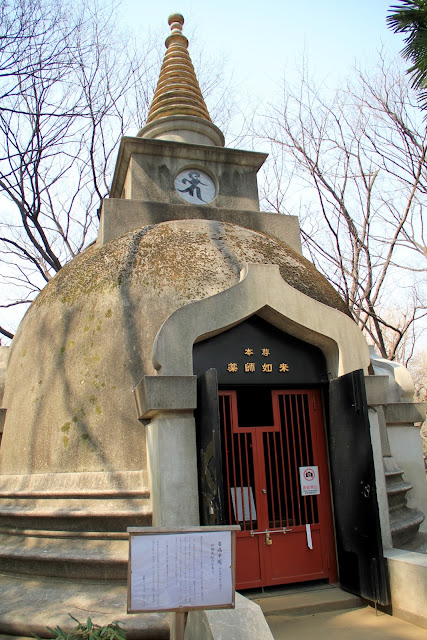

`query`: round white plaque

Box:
[174,169,216,204]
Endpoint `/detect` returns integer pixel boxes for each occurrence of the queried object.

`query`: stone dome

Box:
[0,219,350,476]
[34,219,350,313]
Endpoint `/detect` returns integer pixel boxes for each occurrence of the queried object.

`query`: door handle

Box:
[360,481,372,499]
[250,527,292,537]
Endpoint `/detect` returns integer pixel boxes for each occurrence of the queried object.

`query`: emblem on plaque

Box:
[174,169,216,204]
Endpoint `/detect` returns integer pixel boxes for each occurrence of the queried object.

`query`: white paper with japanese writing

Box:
[129,531,233,611]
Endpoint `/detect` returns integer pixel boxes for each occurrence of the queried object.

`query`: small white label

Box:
[299,466,320,496]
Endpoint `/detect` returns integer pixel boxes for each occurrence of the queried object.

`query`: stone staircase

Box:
[0,470,170,639]
[384,456,425,547]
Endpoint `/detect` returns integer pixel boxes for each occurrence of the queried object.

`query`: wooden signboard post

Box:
[127,526,239,640]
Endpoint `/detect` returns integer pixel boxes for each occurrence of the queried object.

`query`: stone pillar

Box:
[134,375,200,527]
[146,410,200,526]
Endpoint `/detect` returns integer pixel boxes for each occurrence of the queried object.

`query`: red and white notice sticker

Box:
[299,466,320,496]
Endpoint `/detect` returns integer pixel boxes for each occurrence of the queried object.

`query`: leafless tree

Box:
[0,0,236,342]
[0,0,157,339]
[259,53,427,362]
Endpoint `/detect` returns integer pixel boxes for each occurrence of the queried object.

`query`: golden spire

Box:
[146,14,212,124]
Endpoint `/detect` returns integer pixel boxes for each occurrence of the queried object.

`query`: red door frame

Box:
[219,388,337,589]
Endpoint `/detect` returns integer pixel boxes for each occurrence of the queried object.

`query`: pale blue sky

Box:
[122,0,406,104]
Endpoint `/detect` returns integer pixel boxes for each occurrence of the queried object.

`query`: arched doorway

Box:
[193,315,337,589]
[147,264,387,602]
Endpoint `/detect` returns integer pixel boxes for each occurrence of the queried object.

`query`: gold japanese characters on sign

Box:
[226,348,290,374]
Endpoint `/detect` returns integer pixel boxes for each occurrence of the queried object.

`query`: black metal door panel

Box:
[196,369,225,525]
[329,370,390,605]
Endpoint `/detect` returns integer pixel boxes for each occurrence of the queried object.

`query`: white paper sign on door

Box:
[299,466,320,496]
[230,487,257,522]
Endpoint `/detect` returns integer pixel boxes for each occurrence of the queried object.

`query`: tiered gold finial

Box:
[146,14,212,124]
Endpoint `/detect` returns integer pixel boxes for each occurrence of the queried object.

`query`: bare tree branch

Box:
[259,53,427,362]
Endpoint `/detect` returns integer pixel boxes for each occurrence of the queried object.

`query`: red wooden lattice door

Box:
[219,389,337,589]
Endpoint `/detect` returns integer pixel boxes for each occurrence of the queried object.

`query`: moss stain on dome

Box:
[32,220,350,316]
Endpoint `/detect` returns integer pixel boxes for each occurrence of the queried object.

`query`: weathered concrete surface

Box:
[185,593,274,640]
[265,606,427,640]
[370,349,416,403]
[1,220,350,478]
[146,410,199,527]
[0,573,169,639]
[98,199,303,254]
[252,585,363,617]
[139,114,225,147]
[153,262,369,379]
[369,408,393,549]
[134,375,197,419]
[252,584,427,639]
[364,375,390,406]
[110,136,267,211]
[386,420,427,532]
[386,548,427,630]
[385,403,426,425]
[0,470,151,580]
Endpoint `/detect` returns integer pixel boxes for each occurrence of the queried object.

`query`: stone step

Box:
[0,534,129,580]
[0,506,151,533]
[0,572,169,640]
[247,583,364,618]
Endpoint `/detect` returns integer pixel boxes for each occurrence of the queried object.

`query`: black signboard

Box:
[193,315,327,385]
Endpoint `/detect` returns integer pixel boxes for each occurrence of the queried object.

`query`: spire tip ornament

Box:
[138,14,225,147]
[166,13,188,48]
[168,13,184,28]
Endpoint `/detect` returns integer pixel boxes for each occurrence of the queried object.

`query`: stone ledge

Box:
[134,375,197,419]
[98,199,302,254]
[384,403,426,425]
[0,470,149,494]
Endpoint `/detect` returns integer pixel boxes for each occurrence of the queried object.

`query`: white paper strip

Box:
[306,524,313,550]
[230,487,256,522]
